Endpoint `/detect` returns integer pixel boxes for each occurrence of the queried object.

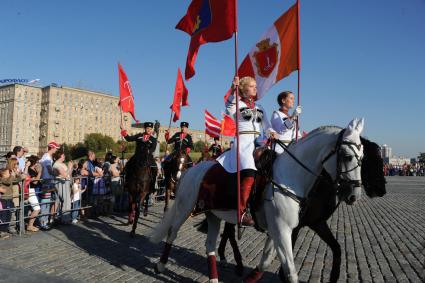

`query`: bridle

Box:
[271,129,363,202]
[321,130,363,190]
[169,151,191,184]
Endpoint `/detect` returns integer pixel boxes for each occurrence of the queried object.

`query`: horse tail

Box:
[149,198,177,244]
[149,161,216,244]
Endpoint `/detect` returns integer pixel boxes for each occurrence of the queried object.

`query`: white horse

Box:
[150,118,365,283]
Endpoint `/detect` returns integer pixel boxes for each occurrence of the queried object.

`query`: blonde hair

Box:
[6,158,18,171]
[238,76,256,97]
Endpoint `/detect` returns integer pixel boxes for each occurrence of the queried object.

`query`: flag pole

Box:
[233,0,242,239]
[118,62,125,161]
[296,0,301,141]
[119,107,125,162]
[164,110,173,155]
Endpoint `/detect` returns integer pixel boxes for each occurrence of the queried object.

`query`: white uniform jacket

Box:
[270,110,302,154]
[217,95,275,173]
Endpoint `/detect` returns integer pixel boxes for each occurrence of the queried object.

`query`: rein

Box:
[270,129,360,203]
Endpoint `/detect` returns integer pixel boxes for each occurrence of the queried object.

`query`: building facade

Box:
[0,84,42,154]
[0,83,233,158]
[381,144,392,160]
[0,83,132,156]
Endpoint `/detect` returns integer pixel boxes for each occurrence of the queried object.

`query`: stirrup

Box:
[240,211,255,227]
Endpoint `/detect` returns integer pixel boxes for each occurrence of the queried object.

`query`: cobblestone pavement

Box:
[1,176,424,282]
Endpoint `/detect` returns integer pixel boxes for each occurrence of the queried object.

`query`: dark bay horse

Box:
[125,147,156,237]
[162,150,191,212]
[216,138,386,282]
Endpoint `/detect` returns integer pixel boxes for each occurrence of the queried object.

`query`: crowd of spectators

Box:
[384,163,425,176]
[0,141,138,239]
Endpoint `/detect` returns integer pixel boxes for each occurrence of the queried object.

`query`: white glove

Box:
[292,105,302,117]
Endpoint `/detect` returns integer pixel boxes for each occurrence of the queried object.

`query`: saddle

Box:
[192,147,276,216]
[193,163,238,215]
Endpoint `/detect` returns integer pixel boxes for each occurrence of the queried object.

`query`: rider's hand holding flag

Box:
[291,105,302,120]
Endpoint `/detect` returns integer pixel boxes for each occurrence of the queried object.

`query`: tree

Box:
[160,141,168,153]
[84,133,116,152]
[70,142,87,160]
[62,143,72,162]
[193,140,207,152]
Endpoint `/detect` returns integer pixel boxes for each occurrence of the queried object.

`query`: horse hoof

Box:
[143,210,148,217]
[236,264,244,277]
[155,262,165,273]
[244,268,264,283]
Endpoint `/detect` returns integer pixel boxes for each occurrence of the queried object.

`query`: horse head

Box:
[323,118,365,205]
[360,137,387,198]
[168,150,190,181]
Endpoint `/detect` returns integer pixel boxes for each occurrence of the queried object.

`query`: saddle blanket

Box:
[193,163,238,215]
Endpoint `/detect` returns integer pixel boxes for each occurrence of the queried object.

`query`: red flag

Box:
[118,63,138,122]
[176,0,237,80]
[221,114,236,137]
[224,4,299,101]
[204,110,221,138]
[170,68,189,122]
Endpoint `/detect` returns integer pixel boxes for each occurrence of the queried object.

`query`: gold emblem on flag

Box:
[253,38,279,78]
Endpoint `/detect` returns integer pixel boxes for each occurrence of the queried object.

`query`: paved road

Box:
[1,176,424,282]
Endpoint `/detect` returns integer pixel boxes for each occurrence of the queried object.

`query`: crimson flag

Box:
[118,63,138,122]
[221,113,236,137]
[204,110,221,138]
[170,68,189,122]
[176,0,237,80]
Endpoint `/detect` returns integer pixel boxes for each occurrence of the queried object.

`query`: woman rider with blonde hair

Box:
[217,76,276,226]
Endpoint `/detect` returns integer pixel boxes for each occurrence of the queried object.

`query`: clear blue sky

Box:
[1,0,424,157]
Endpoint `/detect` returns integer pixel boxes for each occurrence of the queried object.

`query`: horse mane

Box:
[289,125,343,150]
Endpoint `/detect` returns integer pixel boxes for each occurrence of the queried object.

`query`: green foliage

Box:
[70,142,88,160]
[193,140,206,152]
[160,141,168,152]
[62,143,72,162]
[84,133,115,152]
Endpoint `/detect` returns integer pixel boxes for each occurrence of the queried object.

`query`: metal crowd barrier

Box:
[0,173,168,236]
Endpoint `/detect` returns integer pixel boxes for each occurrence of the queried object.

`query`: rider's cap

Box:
[214,137,219,141]
[180,121,189,128]
[144,122,154,128]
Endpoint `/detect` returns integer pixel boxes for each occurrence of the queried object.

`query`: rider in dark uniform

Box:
[121,122,158,190]
[165,121,194,167]
[208,137,223,159]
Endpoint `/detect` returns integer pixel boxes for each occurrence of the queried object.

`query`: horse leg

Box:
[271,225,298,283]
[265,198,299,283]
[291,225,301,249]
[155,205,191,274]
[205,212,221,283]
[227,223,244,276]
[244,236,276,283]
[143,193,149,217]
[127,194,135,225]
[130,200,139,237]
[130,191,147,237]
[310,221,341,283]
[217,222,230,262]
[164,184,169,212]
